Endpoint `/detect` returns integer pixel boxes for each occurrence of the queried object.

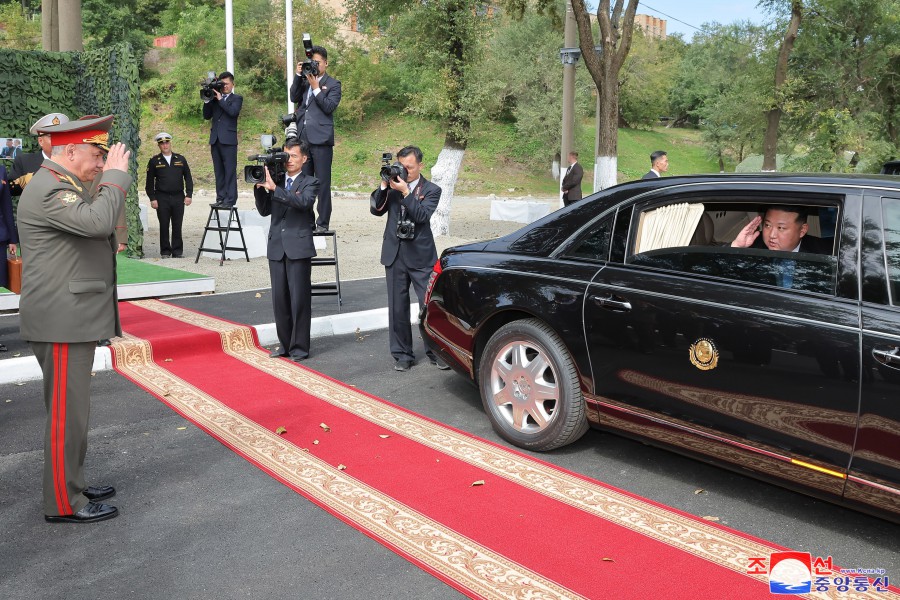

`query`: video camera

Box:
[200,71,226,103]
[244,134,289,185]
[298,33,320,78]
[380,152,409,184]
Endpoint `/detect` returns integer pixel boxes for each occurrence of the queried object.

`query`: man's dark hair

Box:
[650,150,666,166]
[219,71,234,81]
[765,205,809,225]
[311,46,328,61]
[569,151,578,159]
[285,139,309,156]
[397,145,423,163]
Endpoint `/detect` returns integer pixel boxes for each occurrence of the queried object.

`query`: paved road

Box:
[1,327,897,599]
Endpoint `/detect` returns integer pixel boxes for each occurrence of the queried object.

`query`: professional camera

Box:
[244,134,289,185]
[396,214,416,240]
[280,113,300,143]
[298,33,320,78]
[200,71,225,103]
[380,152,409,183]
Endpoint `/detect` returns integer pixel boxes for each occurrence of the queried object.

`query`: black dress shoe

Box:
[269,351,289,358]
[97,339,111,347]
[172,254,183,258]
[314,225,330,233]
[289,354,309,362]
[45,502,118,523]
[394,360,413,371]
[0,342,7,352]
[83,485,116,501]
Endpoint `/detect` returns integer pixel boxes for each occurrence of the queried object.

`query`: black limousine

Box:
[420,174,900,522]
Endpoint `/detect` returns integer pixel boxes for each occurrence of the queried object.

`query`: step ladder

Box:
[311,229,342,311]
[195,205,251,266]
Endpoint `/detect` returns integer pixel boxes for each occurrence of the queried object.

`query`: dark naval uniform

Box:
[145,152,193,256]
[18,158,130,518]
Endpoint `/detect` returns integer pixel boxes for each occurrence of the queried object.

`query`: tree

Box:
[0,3,41,50]
[762,0,802,171]
[570,0,639,189]
[618,31,684,129]
[350,0,490,236]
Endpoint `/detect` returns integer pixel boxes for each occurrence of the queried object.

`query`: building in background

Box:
[634,14,666,40]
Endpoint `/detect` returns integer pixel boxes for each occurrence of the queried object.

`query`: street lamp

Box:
[559,47,582,65]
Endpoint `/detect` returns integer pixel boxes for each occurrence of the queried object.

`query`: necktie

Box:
[286,177,293,191]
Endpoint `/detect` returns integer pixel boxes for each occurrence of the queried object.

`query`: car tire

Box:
[478,319,588,451]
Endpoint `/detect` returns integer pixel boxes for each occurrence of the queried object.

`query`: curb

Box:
[1,303,416,385]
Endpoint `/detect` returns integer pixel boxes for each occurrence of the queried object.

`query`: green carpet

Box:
[1,256,208,293]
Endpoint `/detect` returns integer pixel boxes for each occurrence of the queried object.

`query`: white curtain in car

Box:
[636,203,705,254]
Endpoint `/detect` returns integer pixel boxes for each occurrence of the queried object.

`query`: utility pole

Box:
[285,0,294,114]
[559,0,580,208]
[42,0,83,51]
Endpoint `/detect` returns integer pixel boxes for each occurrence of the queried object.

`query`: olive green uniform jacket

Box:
[17,159,131,342]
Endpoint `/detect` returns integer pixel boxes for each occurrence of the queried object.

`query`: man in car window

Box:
[730,206,832,254]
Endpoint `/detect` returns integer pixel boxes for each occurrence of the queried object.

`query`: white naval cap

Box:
[29,113,70,135]
[155,132,173,143]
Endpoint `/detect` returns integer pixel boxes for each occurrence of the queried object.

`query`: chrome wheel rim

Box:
[489,340,559,433]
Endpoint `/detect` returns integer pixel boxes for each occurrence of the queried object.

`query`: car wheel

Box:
[478,319,588,451]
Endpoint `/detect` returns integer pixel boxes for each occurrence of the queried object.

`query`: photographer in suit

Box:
[370,146,449,372]
[290,45,341,231]
[203,71,243,208]
[254,140,319,361]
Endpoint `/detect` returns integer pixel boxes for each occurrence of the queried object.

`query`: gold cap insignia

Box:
[689,338,719,371]
[52,116,61,125]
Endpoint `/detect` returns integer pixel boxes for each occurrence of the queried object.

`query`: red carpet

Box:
[111,300,896,600]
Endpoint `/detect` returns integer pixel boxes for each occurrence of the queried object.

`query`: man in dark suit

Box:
[642,150,668,179]
[254,140,319,361]
[9,113,70,195]
[561,151,584,206]
[203,71,243,208]
[370,146,449,372]
[18,115,131,523]
[731,206,833,254]
[0,139,13,158]
[290,45,341,232]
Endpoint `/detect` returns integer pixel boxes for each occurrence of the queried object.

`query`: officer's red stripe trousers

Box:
[50,343,71,515]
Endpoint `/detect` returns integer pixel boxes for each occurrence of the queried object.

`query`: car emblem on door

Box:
[689,338,719,371]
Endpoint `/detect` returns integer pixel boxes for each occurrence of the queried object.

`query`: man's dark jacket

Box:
[254,174,319,261]
[290,74,342,146]
[203,93,243,146]
[370,177,441,268]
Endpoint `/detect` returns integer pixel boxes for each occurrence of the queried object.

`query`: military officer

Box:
[145,132,193,258]
[8,112,70,195]
[18,115,132,523]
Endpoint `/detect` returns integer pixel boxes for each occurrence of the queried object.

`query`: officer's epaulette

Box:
[40,164,83,192]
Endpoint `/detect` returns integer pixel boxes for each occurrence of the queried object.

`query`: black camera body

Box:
[244,149,289,185]
[396,219,416,240]
[299,33,320,78]
[380,152,409,183]
[200,74,226,103]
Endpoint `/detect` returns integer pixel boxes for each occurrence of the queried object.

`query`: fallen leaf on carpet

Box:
[337,464,347,470]
[177,427,187,431]
[163,390,171,397]
[702,516,720,521]
[320,423,331,432]
[355,328,369,342]
[164,358,173,362]
[471,480,485,487]
[255,292,262,298]
[275,426,287,435]
[694,488,705,495]
[602,558,615,563]
[379,434,390,439]
[313,440,319,444]
[91,372,96,377]
[301,448,309,452]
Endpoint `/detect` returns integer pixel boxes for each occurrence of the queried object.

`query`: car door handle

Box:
[873,347,900,366]
[591,295,632,312]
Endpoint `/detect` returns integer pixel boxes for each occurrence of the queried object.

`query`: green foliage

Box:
[0,3,41,51]
[618,31,685,128]
[82,0,153,65]
[0,44,143,255]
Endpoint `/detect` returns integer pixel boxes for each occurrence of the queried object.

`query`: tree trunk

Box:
[762,0,802,172]
[430,134,466,237]
[595,78,619,190]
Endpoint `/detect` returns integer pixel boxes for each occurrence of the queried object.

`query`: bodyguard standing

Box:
[202,71,242,208]
[370,146,449,372]
[18,115,132,523]
[145,132,193,258]
[561,151,583,206]
[254,140,318,361]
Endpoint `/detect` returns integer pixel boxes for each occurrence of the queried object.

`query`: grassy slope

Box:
[140,76,722,197]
